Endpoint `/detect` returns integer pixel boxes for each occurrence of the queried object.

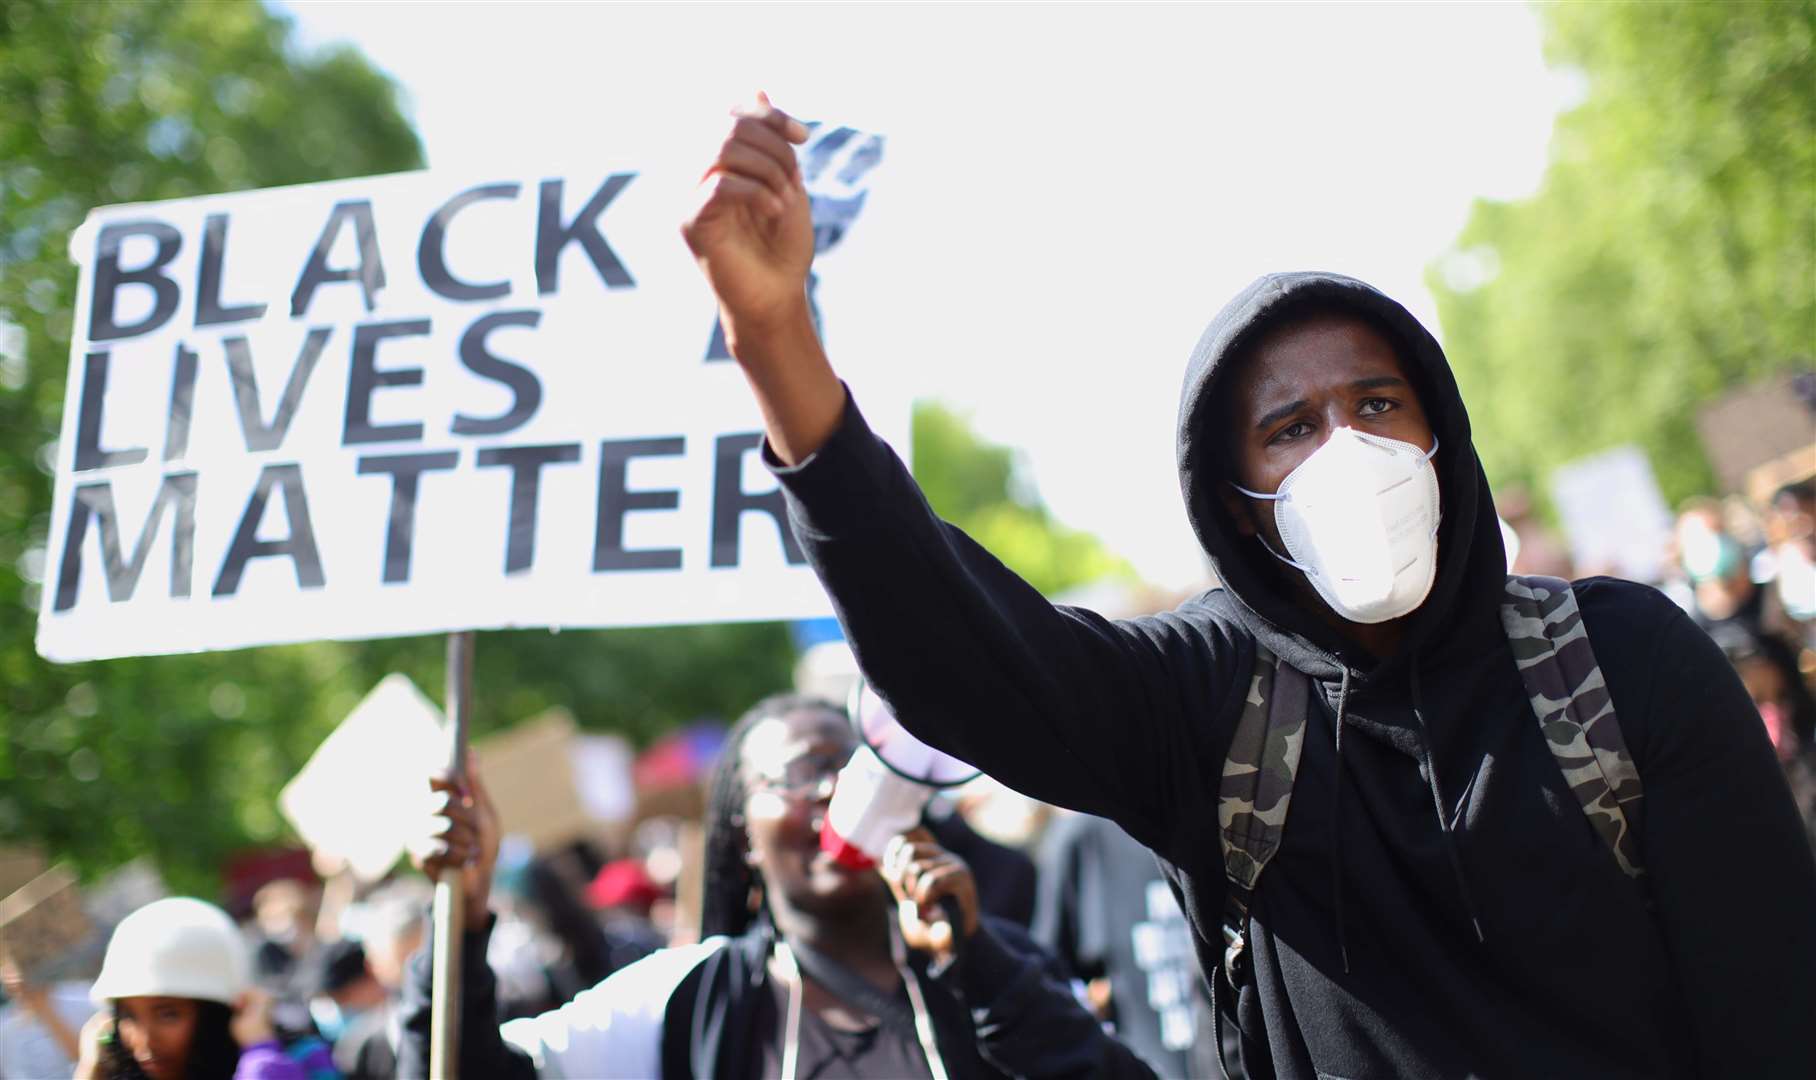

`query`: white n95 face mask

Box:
[1232,428,1441,625]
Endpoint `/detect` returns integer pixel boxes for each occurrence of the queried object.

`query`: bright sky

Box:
[275,1,1577,590]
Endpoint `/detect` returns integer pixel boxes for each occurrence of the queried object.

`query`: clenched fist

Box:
[682,92,815,337]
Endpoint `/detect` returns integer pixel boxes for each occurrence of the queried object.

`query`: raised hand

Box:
[682,92,814,335]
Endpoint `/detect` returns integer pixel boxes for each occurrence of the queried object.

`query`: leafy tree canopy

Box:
[913,402,1134,598]
[1428,1,1814,505]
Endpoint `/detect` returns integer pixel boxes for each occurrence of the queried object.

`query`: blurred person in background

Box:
[304,942,390,1080]
[484,845,624,1019]
[1,954,92,1079]
[315,880,428,1080]
[74,897,336,1080]
[1034,812,1219,1079]
[401,693,1159,1078]
[1761,480,1816,648]
[1675,499,1816,750]
[246,882,319,999]
[1710,623,1816,856]
[582,858,668,973]
[1491,486,1573,579]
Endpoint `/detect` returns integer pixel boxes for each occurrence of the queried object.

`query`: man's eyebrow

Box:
[1256,399,1308,432]
[1253,377,1410,432]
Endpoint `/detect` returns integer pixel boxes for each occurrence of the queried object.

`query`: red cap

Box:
[586,859,662,912]
[819,823,877,870]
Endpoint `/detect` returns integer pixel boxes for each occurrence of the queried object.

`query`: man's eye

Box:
[1272,421,1312,444]
[1359,398,1396,415]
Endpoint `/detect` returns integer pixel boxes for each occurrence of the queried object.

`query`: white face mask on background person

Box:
[1232,428,1442,625]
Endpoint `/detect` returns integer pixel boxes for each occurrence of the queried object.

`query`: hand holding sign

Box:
[410,761,501,934]
[683,93,814,333]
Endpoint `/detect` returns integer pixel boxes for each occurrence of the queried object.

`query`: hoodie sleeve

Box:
[932,917,1159,1080]
[396,918,537,1080]
[769,388,1242,850]
[1623,599,1816,1077]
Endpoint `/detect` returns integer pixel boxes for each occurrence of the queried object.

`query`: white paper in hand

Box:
[280,674,448,882]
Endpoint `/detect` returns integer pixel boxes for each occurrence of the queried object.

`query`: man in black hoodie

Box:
[682,98,1816,1078]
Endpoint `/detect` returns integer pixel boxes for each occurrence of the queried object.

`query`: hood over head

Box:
[1176,271,1506,681]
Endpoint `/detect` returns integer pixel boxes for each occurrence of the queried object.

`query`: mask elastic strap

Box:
[1253,532,1322,577]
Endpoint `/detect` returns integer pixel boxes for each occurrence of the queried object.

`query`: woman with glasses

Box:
[398,692,1157,1079]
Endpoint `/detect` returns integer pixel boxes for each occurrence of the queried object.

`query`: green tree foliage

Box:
[1428,2,1814,504]
[912,402,1132,597]
[0,0,796,896]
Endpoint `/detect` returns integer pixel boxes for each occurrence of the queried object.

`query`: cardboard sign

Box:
[279,674,449,883]
[473,709,593,852]
[0,866,95,983]
[0,847,47,902]
[1696,373,1816,495]
[39,123,904,662]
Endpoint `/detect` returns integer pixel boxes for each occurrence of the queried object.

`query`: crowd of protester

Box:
[0,476,1811,1079]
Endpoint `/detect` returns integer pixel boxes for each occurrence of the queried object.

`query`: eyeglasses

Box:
[750,747,854,799]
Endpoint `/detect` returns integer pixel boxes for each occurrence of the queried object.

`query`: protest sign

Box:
[280,674,449,883]
[0,866,95,984]
[38,124,901,662]
[471,708,593,852]
[0,848,47,902]
[1550,445,1674,582]
[1696,372,1814,495]
[570,732,636,827]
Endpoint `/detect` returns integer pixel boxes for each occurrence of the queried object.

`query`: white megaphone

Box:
[820,679,982,870]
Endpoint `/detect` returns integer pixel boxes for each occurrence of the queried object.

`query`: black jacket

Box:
[396,915,1157,1078]
[768,271,1816,1078]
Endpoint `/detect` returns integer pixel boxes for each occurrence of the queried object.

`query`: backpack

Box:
[1215,575,1647,984]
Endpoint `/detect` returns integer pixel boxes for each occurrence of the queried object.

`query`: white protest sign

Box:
[38,124,901,661]
[1549,444,1674,582]
[279,674,449,883]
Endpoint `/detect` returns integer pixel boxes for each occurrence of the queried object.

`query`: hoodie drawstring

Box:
[1409,655,1487,943]
[1330,666,1352,975]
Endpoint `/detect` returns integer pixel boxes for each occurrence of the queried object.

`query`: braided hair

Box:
[100,999,240,1080]
[699,692,846,940]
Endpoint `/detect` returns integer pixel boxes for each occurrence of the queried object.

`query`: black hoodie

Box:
[769,271,1816,1078]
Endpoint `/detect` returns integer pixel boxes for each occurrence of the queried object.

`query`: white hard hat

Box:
[91,897,250,1006]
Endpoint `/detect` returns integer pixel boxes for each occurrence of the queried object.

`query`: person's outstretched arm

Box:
[681,98,1244,847]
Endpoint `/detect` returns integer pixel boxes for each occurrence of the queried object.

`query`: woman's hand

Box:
[0,957,49,1018]
[409,757,501,932]
[4,957,82,1061]
[72,1009,111,1080]
[882,827,982,965]
[229,988,276,1048]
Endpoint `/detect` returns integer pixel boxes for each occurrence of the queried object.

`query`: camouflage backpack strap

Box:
[1501,574,1647,882]
[1217,642,1310,983]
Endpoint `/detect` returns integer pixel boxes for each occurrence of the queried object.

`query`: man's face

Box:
[1221,313,1436,558]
